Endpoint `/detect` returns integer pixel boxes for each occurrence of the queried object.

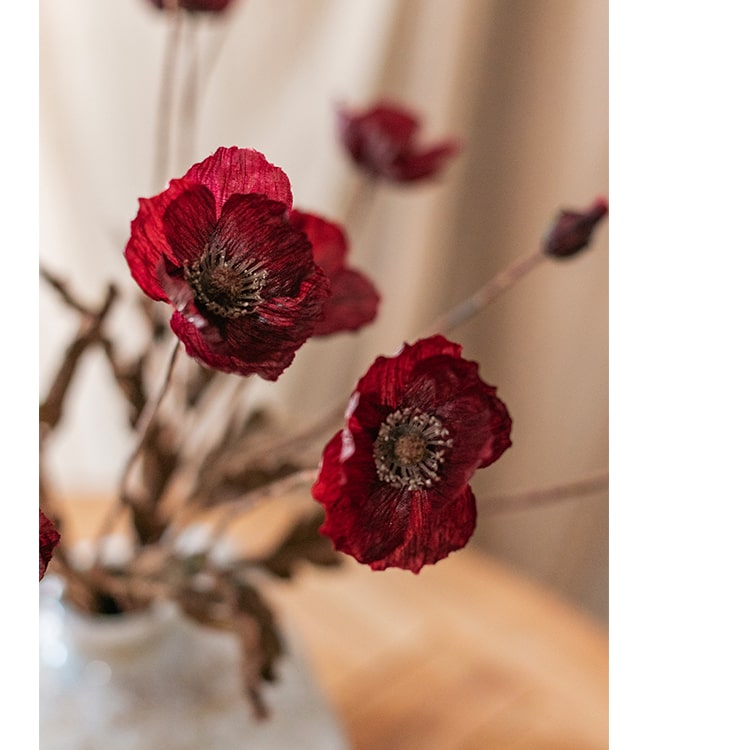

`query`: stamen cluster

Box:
[184,241,267,319]
[373,407,452,490]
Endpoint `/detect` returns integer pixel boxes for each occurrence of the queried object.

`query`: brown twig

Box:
[420,248,546,337]
[92,341,181,555]
[171,467,320,554]
[39,272,118,432]
[480,470,608,513]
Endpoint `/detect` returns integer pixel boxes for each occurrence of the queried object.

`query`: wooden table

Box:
[264,551,608,750]
[55,499,608,749]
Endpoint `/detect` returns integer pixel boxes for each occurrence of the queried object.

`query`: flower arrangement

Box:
[39,0,608,725]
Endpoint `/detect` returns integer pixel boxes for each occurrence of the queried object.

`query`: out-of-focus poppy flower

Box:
[312,335,511,572]
[147,0,234,12]
[125,146,330,380]
[336,101,459,183]
[289,210,379,337]
[543,197,609,259]
[40,510,60,581]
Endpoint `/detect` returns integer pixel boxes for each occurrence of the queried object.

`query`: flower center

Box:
[184,240,268,319]
[373,407,452,490]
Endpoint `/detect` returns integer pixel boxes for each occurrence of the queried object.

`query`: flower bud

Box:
[543,197,608,259]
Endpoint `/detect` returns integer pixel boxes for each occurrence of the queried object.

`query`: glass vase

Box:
[39,577,349,750]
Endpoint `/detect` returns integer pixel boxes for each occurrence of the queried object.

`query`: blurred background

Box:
[40,0,608,621]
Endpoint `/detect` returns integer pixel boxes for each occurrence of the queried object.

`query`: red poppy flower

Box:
[289,210,379,336]
[125,147,330,380]
[335,101,459,183]
[39,510,60,581]
[543,197,609,258]
[312,335,512,572]
[147,0,234,12]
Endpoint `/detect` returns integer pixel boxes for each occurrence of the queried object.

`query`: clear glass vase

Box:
[39,577,349,750]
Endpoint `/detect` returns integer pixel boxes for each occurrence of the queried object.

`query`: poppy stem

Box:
[421,248,546,337]
[480,469,608,513]
[153,6,183,191]
[342,175,377,233]
[200,467,320,553]
[176,15,200,172]
[92,340,182,558]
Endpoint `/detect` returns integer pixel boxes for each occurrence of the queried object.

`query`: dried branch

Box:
[480,470,608,513]
[176,571,283,720]
[255,510,341,579]
[99,341,148,427]
[39,274,118,431]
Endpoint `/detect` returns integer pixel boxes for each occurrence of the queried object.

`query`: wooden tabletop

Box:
[264,550,608,750]
[54,498,608,750]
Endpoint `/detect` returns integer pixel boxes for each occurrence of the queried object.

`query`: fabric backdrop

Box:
[40,0,608,620]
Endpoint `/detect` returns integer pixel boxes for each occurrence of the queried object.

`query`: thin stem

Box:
[341,175,377,232]
[199,468,319,553]
[420,248,546,338]
[152,7,183,191]
[177,15,199,171]
[93,341,181,548]
[119,340,181,505]
[480,470,608,514]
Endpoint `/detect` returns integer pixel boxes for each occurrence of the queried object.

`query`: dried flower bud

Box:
[543,197,608,259]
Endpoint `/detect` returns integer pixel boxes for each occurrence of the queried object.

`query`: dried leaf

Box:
[259,510,342,579]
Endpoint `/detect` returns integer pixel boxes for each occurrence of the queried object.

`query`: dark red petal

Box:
[169,263,329,380]
[312,430,346,507]
[161,183,216,265]
[405,353,512,468]
[125,177,198,302]
[312,268,380,337]
[314,429,413,564]
[349,104,420,151]
[368,485,477,572]
[288,210,347,274]
[314,428,478,572]
[223,271,328,358]
[171,310,289,380]
[355,335,463,407]
[213,195,317,296]
[336,102,459,182]
[148,0,234,10]
[185,147,293,217]
[39,510,60,581]
[391,140,461,182]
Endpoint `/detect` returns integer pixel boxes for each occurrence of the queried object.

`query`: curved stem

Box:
[420,248,546,338]
[177,15,199,171]
[93,341,181,551]
[480,470,608,513]
[152,7,183,191]
[341,175,377,232]
[119,340,181,505]
[192,468,319,554]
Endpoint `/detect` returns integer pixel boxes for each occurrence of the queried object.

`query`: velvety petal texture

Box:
[39,510,60,581]
[289,210,380,336]
[312,335,512,572]
[336,101,460,183]
[125,147,331,380]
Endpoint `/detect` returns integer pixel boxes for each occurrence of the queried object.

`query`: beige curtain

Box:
[40,0,608,619]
